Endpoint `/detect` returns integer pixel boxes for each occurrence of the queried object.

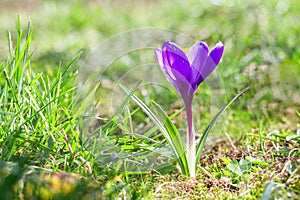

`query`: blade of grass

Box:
[195,87,249,167]
[152,102,189,175]
[120,84,189,175]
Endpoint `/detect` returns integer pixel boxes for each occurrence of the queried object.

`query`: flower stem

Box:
[185,102,195,178]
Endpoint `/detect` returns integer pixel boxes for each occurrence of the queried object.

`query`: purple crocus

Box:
[155,41,224,177]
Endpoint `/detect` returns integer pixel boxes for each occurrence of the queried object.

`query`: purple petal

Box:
[197,41,224,83]
[162,41,192,82]
[186,42,209,88]
[209,41,224,65]
[187,41,209,73]
[168,68,195,104]
[154,48,163,67]
[155,47,176,81]
[155,44,195,103]
[190,67,202,90]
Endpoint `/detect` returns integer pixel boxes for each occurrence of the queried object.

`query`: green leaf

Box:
[120,84,189,176]
[239,159,251,173]
[246,156,270,167]
[227,160,243,176]
[195,87,249,167]
[213,172,222,179]
[120,145,135,150]
[221,157,231,165]
[152,102,189,175]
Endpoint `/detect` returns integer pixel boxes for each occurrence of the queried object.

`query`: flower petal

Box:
[154,48,163,67]
[162,41,192,82]
[187,41,209,73]
[209,41,224,65]
[187,42,209,89]
[168,68,195,104]
[155,47,176,81]
[197,41,224,83]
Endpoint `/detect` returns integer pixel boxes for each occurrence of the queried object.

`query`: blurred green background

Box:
[1,0,299,108]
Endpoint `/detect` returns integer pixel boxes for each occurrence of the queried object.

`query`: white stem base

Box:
[187,127,196,178]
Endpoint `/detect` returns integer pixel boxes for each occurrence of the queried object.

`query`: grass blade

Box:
[261,181,285,200]
[120,84,189,175]
[152,102,189,175]
[195,87,249,167]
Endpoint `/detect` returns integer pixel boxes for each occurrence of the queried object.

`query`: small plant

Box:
[155,41,249,178]
[155,41,224,178]
[122,41,248,178]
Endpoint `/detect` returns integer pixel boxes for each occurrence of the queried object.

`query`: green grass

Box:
[0,0,299,199]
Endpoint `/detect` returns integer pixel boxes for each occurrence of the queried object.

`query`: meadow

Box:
[0,0,299,199]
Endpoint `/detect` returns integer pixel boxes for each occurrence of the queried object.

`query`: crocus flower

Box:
[155,41,224,177]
